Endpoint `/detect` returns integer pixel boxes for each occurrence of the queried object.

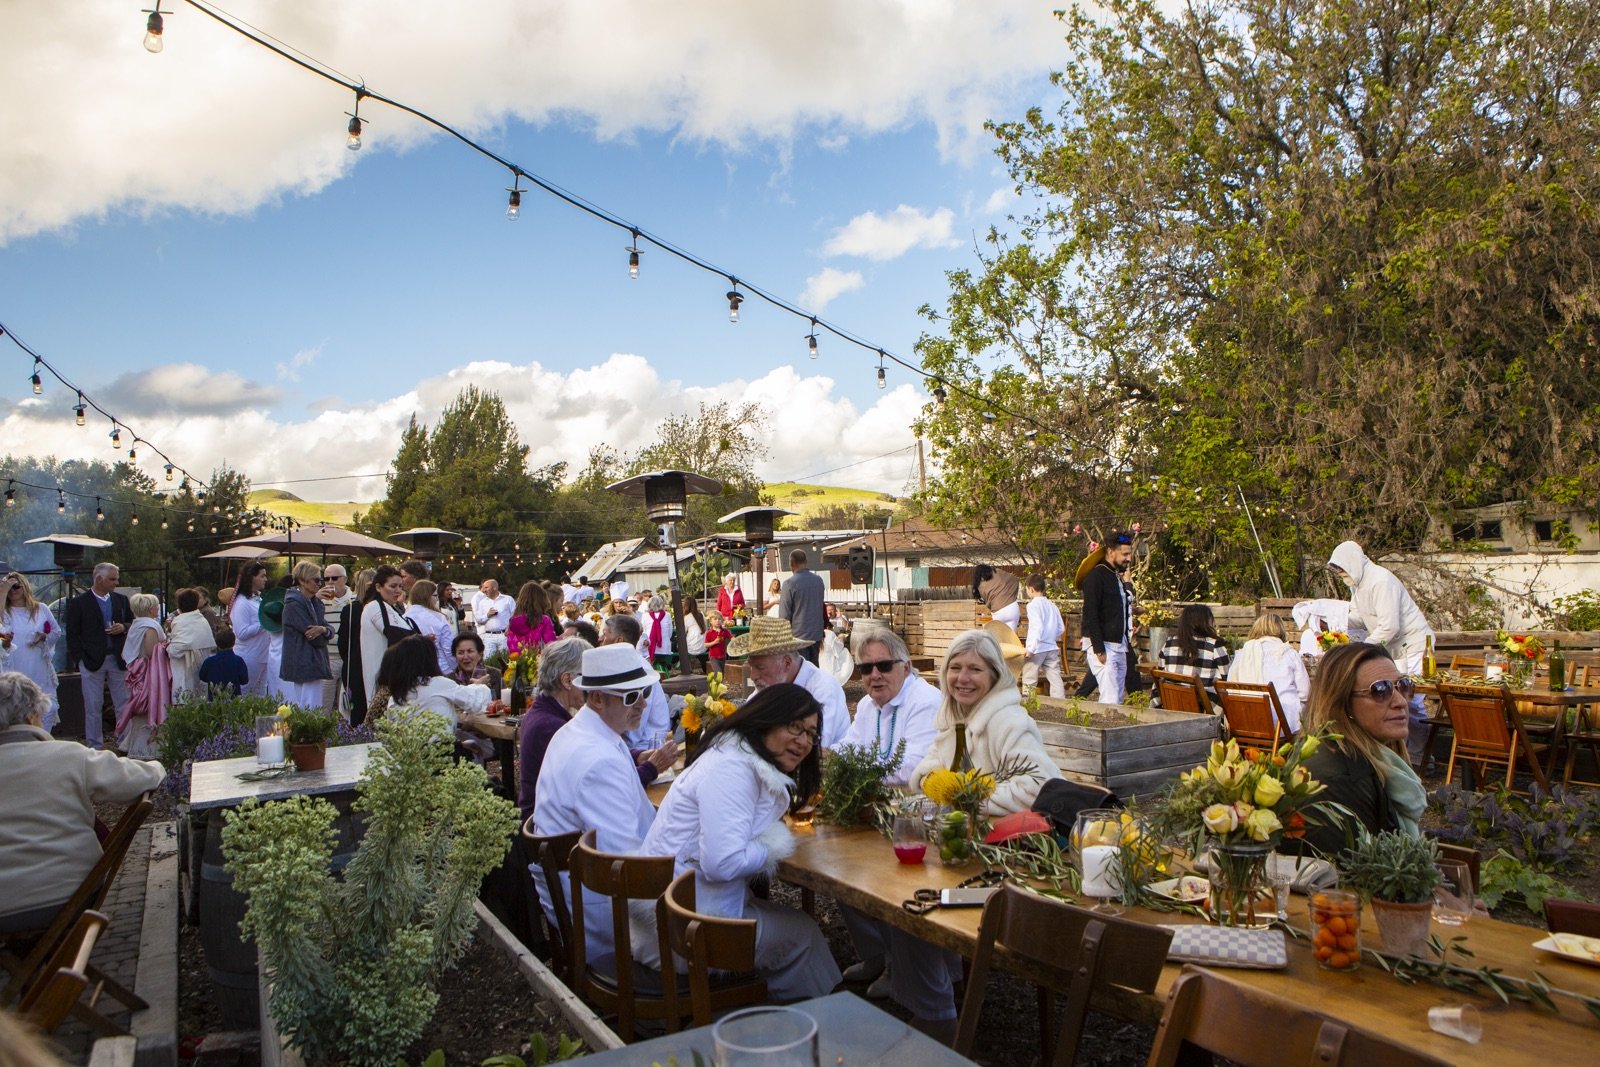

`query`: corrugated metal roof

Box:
[617,546,698,573]
[570,538,647,581]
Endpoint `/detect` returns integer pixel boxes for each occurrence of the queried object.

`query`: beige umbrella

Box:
[223,524,408,560]
[199,546,281,561]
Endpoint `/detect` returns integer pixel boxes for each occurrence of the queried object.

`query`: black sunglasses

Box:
[1350,677,1417,701]
[857,659,901,676]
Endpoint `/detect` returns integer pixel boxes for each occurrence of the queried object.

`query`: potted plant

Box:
[1338,831,1443,958]
[817,740,906,826]
[283,706,339,772]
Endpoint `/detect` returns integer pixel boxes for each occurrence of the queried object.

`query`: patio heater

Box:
[388,526,464,564]
[24,533,115,601]
[718,505,794,616]
[606,470,723,677]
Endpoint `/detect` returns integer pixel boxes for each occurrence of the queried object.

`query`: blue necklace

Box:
[873,702,900,761]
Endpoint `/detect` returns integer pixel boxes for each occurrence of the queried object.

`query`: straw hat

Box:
[982,620,1027,679]
[727,616,814,658]
[1073,545,1107,591]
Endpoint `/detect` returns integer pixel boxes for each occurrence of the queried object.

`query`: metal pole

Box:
[1237,484,1282,598]
[753,544,767,617]
[663,521,692,678]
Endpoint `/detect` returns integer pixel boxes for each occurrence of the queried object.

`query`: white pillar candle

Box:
[1081,844,1121,898]
[1484,664,1504,680]
[257,733,284,766]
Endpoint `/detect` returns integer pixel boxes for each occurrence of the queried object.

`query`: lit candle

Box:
[257,733,284,766]
[1485,663,1504,680]
[1081,844,1121,898]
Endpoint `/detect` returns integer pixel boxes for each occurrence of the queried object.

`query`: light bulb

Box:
[506,188,521,221]
[628,247,640,279]
[75,395,86,425]
[164,464,174,482]
[110,426,121,448]
[129,445,138,461]
[726,288,743,323]
[4,485,13,507]
[32,365,42,394]
[131,512,140,526]
[144,11,164,53]
[347,115,363,151]
[57,493,66,514]
[877,366,886,389]
[95,500,105,522]
[807,333,818,359]
[161,515,169,530]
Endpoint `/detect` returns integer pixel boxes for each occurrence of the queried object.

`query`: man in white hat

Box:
[732,617,849,749]
[531,643,661,962]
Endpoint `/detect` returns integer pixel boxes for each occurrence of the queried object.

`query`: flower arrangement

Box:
[680,672,736,733]
[921,755,1040,865]
[502,648,539,691]
[1316,630,1351,652]
[732,605,748,622]
[922,768,997,811]
[1496,630,1545,662]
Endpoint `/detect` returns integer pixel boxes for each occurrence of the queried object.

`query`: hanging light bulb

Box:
[143,9,164,53]
[346,91,367,151]
[57,491,66,514]
[129,443,138,461]
[505,176,522,221]
[75,393,86,425]
[4,482,13,507]
[131,512,140,526]
[627,230,642,279]
[95,498,105,522]
[164,463,174,482]
[807,319,818,359]
[31,359,42,394]
[726,282,744,323]
[932,383,947,405]
[109,425,121,449]
[876,352,886,390]
[186,519,194,532]
[160,512,169,530]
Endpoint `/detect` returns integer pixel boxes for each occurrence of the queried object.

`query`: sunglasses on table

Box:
[856,659,902,676]
[1350,677,1417,700]
[781,721,821,745]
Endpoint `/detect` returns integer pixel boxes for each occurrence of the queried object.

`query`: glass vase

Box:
[1207,839,1274,928]
[938,809,979,867]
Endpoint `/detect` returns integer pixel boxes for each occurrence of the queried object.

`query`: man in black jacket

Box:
[1079,531,1135,704]
[64,562,134,749]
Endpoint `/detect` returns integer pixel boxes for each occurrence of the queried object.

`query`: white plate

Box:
[653,767,677,784]
[1146,876,1211,904]
[1532,933,1600,966]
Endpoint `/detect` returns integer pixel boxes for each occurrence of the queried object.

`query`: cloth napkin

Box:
[1161,925,1287,969]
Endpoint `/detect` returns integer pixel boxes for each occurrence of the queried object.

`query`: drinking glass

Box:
[1073,809,1125,915]
[1433,860,1474,926]
[712,1006,819,1067]
[1267,869,1294,923]
[1311,890,1361,971]
[892,809,928,865]
[1427,1004,1482,1044]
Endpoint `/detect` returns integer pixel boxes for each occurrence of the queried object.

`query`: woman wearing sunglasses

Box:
[1294,641,1427,857]
[631,682,841,1003]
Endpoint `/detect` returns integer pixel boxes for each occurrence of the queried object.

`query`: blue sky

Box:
[0,1,1064,501]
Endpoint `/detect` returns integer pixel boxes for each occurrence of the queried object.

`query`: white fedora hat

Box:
[572,644,656,692]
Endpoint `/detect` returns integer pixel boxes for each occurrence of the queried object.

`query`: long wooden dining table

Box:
[775,822,1600,1064]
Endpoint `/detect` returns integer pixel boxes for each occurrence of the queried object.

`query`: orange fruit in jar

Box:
[1312,893,1331,907]
[1314,945,1333,961]
[1329,952,1351,969]
[1315,929,1336,948]
[1325,916,1345,936]
[1337,934,1358,950]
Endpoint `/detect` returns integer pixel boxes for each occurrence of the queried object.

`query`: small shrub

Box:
[1428,784,1600,870]
[1338,831,1442,904]
[1478,850,1576,912]
[155,692,285,771]
[817,741,905,826]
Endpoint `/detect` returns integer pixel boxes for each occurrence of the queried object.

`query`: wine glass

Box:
[1433,859,1475,926]
[712,1006,819,1067]
[1073,809,1125,915]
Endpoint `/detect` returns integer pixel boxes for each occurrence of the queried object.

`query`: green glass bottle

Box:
[950,722,972,771]
[1548,639,1566,692]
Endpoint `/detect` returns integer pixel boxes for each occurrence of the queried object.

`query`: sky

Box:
[0,0,1068,506]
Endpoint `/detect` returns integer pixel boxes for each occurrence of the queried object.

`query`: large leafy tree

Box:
[917,0,1600,599]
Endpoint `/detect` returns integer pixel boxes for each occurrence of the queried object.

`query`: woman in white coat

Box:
[228,564,271,696]
[633,682,840,1002]
[3,574,61,730]
[1226,613,1311,730]
[165,588,217,700]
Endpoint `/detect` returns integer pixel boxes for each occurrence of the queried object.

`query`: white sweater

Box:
[910,679,1062,816]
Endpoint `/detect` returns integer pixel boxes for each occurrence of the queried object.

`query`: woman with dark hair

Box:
[346,564,416,725]
[1158,604,1232,705]
[228,562,271,696]
[632,682,840,1001]
[971,563,1021,630]
[368,633,491,734]
[448,632,501,697]
[507,581,557,654]
[1292,641,1425,857]
[680,596,708,672]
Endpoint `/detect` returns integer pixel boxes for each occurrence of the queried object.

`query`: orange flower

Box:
[1244,747,1264,763]
[1284,812,1306,839]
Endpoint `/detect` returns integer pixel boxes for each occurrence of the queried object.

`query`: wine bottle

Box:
[1421,635,1437,681]
[1549,640,1566,693]
[949,722,972,771]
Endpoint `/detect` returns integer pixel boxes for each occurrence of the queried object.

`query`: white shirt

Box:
[840,673,940,787]
[622,648,671,747]
[1227,636,1312,731]
[405,604,457,673]
[471,592,516,633]
[533,706,657,961]
[396,676,492,735]
[561,583,581,606]
[1025,595,1066,654]
[574,583,596,604]
[683,614,707,656]
[790,659,850,749]
[641,610,674,659]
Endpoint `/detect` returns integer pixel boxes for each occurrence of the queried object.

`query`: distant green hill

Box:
[246,490,367,527]
[764,482,902,529]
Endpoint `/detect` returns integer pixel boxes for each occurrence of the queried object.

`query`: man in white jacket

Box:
[531,644,658,962]
[1328,541,1435,765]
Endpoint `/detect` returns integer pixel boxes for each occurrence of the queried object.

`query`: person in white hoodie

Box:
[632,682,841,1003]
[1226,613,1312,730]
[1328,540,1435,764]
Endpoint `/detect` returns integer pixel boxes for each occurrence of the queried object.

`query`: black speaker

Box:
[847,545,875,584]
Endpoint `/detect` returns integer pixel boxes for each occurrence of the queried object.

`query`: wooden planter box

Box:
[1035,701,1221,798]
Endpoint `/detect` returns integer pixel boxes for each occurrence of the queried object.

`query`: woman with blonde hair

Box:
[279,561,333,707]
[405,580,457,673]
[119,593,170,757]
[1226,612,1311,729]
[2,573,61,730]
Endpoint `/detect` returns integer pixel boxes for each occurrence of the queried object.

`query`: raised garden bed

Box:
[1034,699,1220,798]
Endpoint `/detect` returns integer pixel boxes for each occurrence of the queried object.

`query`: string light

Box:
[161,512,169,530]
[57,491,66,514]
[142,7,165,53]
[31,358,42,394]
[876,351,886,390]
[932,384,947,405]
[807,319,819,359]
[109,425,121,449]
[131,511,140,526]
[3,482,13,507]
[75,393,86,426]
[129,443,138,461]
[95,498,105,522]
[627,230,641,279]
[165,463,174,482]
[345,89,367,151]
[726,281,744,323]
[505,175,522,221]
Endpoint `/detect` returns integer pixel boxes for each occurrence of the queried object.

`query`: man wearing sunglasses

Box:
[531,643,661,963]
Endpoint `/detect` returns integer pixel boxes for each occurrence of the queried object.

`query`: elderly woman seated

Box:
[0,672,165,932]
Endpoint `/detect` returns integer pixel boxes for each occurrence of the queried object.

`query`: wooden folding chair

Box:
[1561,665,1599,788]
[520,817,580,982]
[1152,669,1212,715]
[1448,654,1486,676]
[18,910,108,1035]
[1147,965,1451,1067]
[956,885,1172,1067]
[1439,683,1551,792]
[569,830,681,1041]
[1544,898,1600,938]
[1213,681,1293,750]
[660,871,768,1029]
[0,793,153,1036]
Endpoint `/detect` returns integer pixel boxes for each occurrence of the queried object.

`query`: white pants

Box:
[990,602,1021,629]
[1086,639,1127,705]
[1022,648,1065,698]
[840,905,961,1021]
[284,679,325,710]
[79,661,128,748]
[481,631,509,660]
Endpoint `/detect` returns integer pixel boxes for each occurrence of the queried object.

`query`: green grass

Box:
[246,491,368,527]
[763,482,901,528]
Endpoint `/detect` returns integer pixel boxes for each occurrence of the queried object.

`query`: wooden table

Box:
[458,712,519,800]
[777,824,1600,1064]
[1416,680,1600,788]
[573,991,979,1066]
[188,742,380,811]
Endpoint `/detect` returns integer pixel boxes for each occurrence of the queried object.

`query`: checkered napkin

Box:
[1160,925,1287,970]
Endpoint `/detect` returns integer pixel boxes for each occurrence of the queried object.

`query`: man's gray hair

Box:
[537,638,588,695]
[0,672,50,728]
[852,625,909,664]
[604,613,642,646]
[92,562,119,581]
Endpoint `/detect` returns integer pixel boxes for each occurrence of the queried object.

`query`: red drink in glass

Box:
[894,843,927,864]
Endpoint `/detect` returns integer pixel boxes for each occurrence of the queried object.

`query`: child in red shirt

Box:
[704,610,733,675]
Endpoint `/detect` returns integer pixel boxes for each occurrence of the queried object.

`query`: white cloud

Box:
[0,1,1064,245]
[982,185,1017,213]
[821,205,960,262]
[93,363,283,417]
[0,353,926,501]
[275,342,324,383]
[799,267,865,312]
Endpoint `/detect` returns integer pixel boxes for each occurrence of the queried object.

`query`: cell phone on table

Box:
[939,887,999,907]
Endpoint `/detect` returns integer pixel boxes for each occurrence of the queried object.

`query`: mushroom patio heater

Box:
[389,526,464,563]
[24,533,115,599]
[717,505,794,616]
[606,470,723,676]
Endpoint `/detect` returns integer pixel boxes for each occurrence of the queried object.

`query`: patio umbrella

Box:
[199,546,281,561]
[223,524,409,560]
